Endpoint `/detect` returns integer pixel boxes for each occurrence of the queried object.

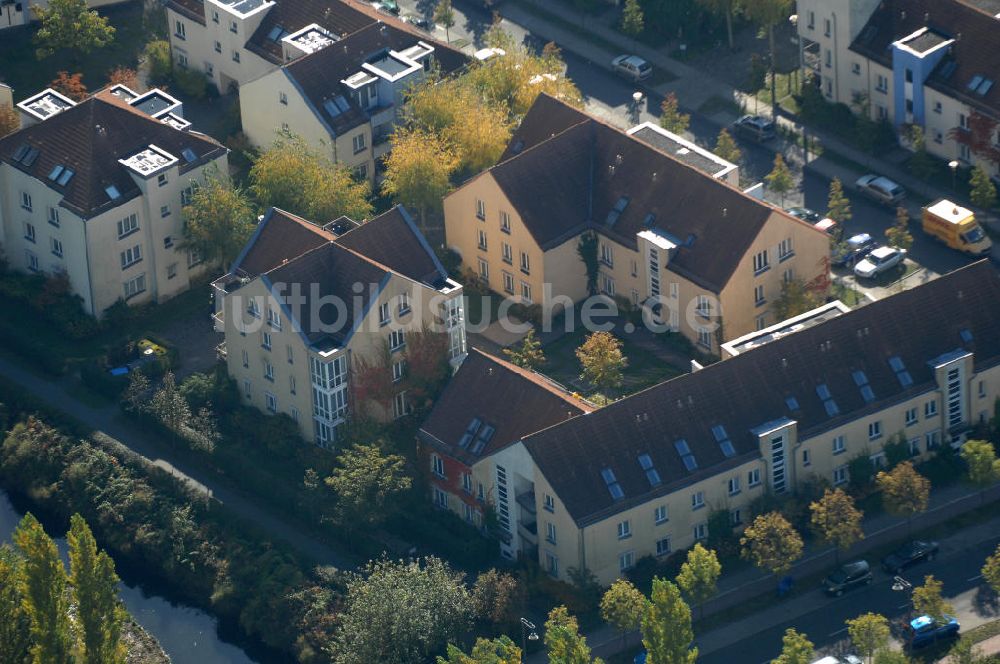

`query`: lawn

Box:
[0,1,156,102]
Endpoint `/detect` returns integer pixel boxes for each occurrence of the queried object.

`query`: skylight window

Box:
[816,383,839,417]
[105,185,121,200]
[13,144,29,162]
[267,24,287,41]
[470,423,495,455]
[181,147,197,163]
[56,168,74,186]
[458,417,482,449]
[851,370,875,403]
[674,439,698,472]
[888,356,913,388]
[968,75,984,91]
[977,79,994,96]
[601,468,625,500]
[48,165,64,181]
[18,146,39,167]
[785,396,800,411]
[712,425,736,458]
[637,454,661,487]
[960,328,973,344]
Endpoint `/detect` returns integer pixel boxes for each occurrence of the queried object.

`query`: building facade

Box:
[0,87,228,316]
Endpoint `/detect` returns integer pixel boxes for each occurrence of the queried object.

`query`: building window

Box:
[870,452,886,470]
[979,381,987,398]
[695,295,711,317]
[123,273,146,299]
[925,399,938,418]
[232,50,241,63]
[802,449,811,467]
[431,453,445,478]
[261,331,272,350]
[434,487,449,509]
[502,271,515,295]
[23,222,36,243]
[959,113,969,130]
[267,307,281,329]
[352,133,366,154]
[731,508,743,525]
[392,391,407,419]
[157,173,168,187]
[160,205,171,218]
[243,380,252,399]
[909,437,921,457]
[500,211,511,233]
[868,421,882,440]
[166,263,177,279]
[25,250,39,272]
[748,468,761,487]
[823,18,831,36]
[392,360,406,383]
[520,251,530,274]
[478,229,488,251]
[286,345,294,364]
[752,250,769,274]
[599,242,614,267]
[933,101,942,114]
[120,244,142,269]
[230,19,238,33]
[265,392,277,413]
[755,314,768,331]
[832,435,846,455]
[289,375,296,395]
[50,237,63,258]
[691,491,704,510]
[601,274,615,297]
[876,75,887,93]
[544,494,555,512]
[379,302,390,326]
[833,465,848,485]
[905,407,918,426]
[20,191,32,212]
[546,522,557,544]
[47,207,60,227]
[619,551,635,572]
[728,476,740,495]
[654,504,668,524]
[545,552,558,577]
[959,144,971,163]
[279,91,288,105]
[617,520,631,539]
[925,430,940,449]
[263,361,274,382]
[501,242,512,264]
[697,327,713,349]
[852,62,861,75]
[389,329,405,351]
[212,9,219,22]
[461,473,473,493]
[398,292,410,315]
[754,284,766,306]
[214,40,222,53]
[520,282,532,304]
[693,523,708,541]
[241,349,249,368]
[475,199,486,220]
[824,49,832,68]
[656,537,671,556]
[778,238,793,261]
[478,258,489,282]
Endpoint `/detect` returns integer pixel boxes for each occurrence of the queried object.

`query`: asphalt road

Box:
[700,535,1000,664]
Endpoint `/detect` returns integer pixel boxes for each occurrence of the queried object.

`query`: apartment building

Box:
[217,204,467,446]
[421,260,1000,584]
[418,348,593,529]
[797,0,1000,177]
[239,21,467,182]
[1,0,124,31]
[0,86,228,316]
[165,0,375,92]
[444,93,830,354]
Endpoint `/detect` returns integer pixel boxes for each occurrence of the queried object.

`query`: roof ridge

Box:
[471,347,594,412]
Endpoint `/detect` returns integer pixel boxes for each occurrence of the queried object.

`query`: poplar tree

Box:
[13,513,72,664]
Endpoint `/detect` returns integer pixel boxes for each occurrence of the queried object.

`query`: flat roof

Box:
[129,88,182,118]
[283,23,336,55]
[207,0,274,18]
[118,144,179,177]
[722,301,852,357]
[627,122,736,180]
[895,27,953,56]
[17,88,76,121]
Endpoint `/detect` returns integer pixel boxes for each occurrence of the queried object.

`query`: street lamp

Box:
[892,575,913,620]
[630,91,644,126]
[520,617,539,654]
[948,160,960,193]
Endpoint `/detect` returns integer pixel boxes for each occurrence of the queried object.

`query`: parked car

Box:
[853,245,906,279]
[832,232,877,266]
[906,615,960,648]
[611,54,652,82]
[881,540,939,574]
[855,174,906,206]
[822,560,873,596]
[374,0,399,14]
[403,14,432,30]
[732,114,777,142]
[786,206,822,222]
[811,656,863,664]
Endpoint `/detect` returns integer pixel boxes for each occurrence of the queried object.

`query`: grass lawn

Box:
[755,71,803,110]
[832,280,866,307]
[0,1,155,102]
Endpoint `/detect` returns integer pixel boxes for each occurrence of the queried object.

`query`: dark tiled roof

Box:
[488,115,772,291]
[523,261,1000,526]
[419,348,593,465]
[498,92,588,162]
[232,208,335,277]
[247,0,375,64]
[850,0,1000,118]
[336,206,447,287]
[0,94,225,220]
[284,21,467,135]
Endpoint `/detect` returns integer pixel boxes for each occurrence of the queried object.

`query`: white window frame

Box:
[654,504,668,524]
[617,520,631,540]
[431,453,445,478]
[691,491,705,510]
[832,435,846,455]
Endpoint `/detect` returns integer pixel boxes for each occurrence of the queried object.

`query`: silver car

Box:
[855,174,906,206]
[854,245,905,278]
[611,54,652,82]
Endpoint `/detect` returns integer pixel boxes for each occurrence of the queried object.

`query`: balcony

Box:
[518,518,538,545]
[515,490,536,515]
[216,342,227,360]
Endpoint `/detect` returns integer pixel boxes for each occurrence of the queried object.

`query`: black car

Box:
[823,560,873,596]
[882,540,939,574]
[785,206,822,223]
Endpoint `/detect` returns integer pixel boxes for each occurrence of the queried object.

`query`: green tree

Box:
[872,651,910,664]
[885,206,913,252]
[847,612,890,664]
[181,173,256,269]
[33,0,115,59]
[697,0,738,50]
[659,92,690,134]
[809,488,864,562]
[144,40,172,84]
[503,328,545,370]
[68,514,126,664]
[773,278,824,320]
[325,443,412,529]
[771,627,814,664]
[438,636,521,663]
[249,133,372,223]
[827,177,852,223]
[742,0,793,111]
[983,543,1000,595]
[906,125,937,181]
[13,513,72,664]
[740,512,804,576]
[434,0,456,42]
[331,557,473,664]
[600,579,646,644]
[970,164,998,212]
[382,127,459,233]
[641,577,697,664]
[545,605,603,664]
[149,372,192,437]
[121,369,150,414]
[471,569,523,629]
[676,543,721,619]
[621,0,644,44]
[765,153,795,206]
[876,461,930,531]
[575,331,628,394]
[911,575,953,623]
[0,545,31,664]
[961,439,1000,502]
[714,128,742,165]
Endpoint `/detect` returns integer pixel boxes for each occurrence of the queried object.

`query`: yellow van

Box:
[921,199,993,255]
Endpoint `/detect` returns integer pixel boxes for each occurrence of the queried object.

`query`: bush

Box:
[79,360,129,399]
[0,316,67,375]
[171,66,209,99]
[144,40,172,84]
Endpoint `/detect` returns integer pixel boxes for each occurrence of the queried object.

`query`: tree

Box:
[773,278,824,320]
[325,444,412,529]
[504,328,545,370]
[181,172,256,268]
[876,461,930,531]
[600,579,646,644]
[911,575,953,623]
[697,0,738,50]
[13,513,72,664]
[809,488,864,562]
[107,66,139,90]
[121,369,150,414]
[771,628,814,664]
[847,613,890,663]
[676,543,722,619]
[472,569,523,629]
[68,514,126,664]
[438,636,521,664]
[331,557,473,664]
[576,331,627,394]
[872,651,910,664]
[641,577,697,664]
[33,0,115,59]
[765,153,795,206]
[983,543,1000,596]
[714,128,742,164]
[827,177,852,223]
[743,0,794,112]
[382,127,459,233]
[249,133,373,223]
[434,0,456,43]
[149,372,192,437]
[906,125,936,181]
[0,104,18,139]
[544,605,603,664]
[620,0,644,45]
[961,439,1000,502]
[577,231,599,296]
[49,71,88,101]
[885,206,913,252]
[658,93,690,134]
[740,512,804,576]
[970,164,998,212]
[144,40,172,84]
[0,546,31,664]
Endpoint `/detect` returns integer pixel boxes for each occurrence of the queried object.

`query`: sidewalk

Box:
[939,633,1000,663]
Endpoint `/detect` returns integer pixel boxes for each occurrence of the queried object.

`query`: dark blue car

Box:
[906,614,959,648]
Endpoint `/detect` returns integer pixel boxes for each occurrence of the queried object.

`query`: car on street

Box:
[786,206,822,222]
[822,560,872,596]
[853,245,906,279]
[881,540,939,574]
[832,232,877,266]
[855,174,906,206]
[403,14,432,30]
[611,54,652,82]
[906,614,960,648]
[732,114,776,142]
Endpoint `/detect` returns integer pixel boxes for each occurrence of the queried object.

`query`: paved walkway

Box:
[938,633,1000,663]
[0,355,359,570]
